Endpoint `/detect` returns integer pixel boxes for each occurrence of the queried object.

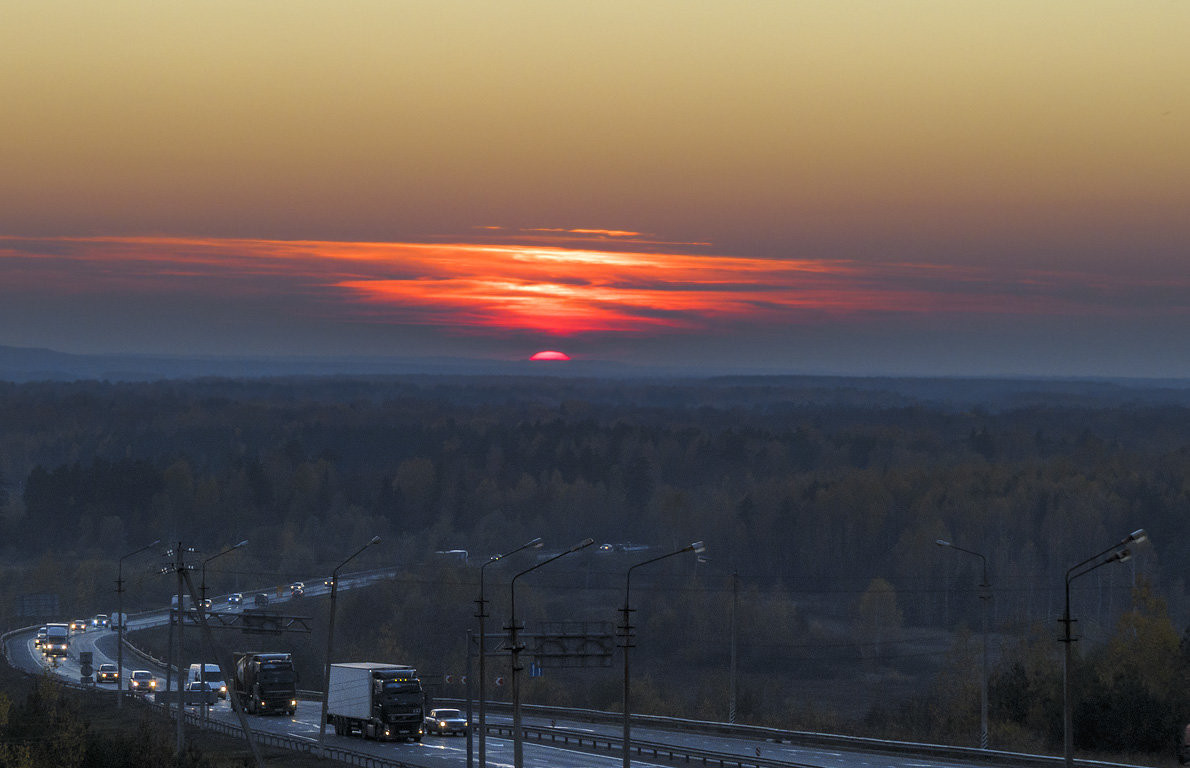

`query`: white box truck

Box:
[326,663,424,741]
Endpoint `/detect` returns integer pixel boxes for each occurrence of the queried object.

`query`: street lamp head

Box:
[1127,529,1148,545]
[690,541,706,554]
[368,535,381,546]
[936,539,953,548]
[234,539,249,549]
[570,537,596,552]
[1108,548,1132,564]
[529,537,545,549]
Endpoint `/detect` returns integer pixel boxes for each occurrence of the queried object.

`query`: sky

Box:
[2,1,1188,378]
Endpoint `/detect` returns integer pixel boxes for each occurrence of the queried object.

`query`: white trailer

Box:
[326,662,424,741]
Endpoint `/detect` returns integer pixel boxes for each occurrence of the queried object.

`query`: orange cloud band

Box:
[1,235,1183,338]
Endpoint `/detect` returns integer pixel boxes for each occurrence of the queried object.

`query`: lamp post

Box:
[202,539,248,608]
[199,540,247,716]
[318,535,381,757]
[116,538,160,709]
[476,537,543,768]
[510,538,594,768]
[936,539,990,749]
[1062,528,1147,768]
[621,541,705,768]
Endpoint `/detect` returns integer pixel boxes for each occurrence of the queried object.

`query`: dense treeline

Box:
[2,375,1190,759]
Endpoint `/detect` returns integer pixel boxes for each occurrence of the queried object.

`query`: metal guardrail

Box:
[489,722,818,768]
[449,700,1149,768]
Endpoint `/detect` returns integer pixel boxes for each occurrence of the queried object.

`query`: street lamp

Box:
[476,537,543,768]
[318,535,381,756]
[1062,528,1147,768]
[116,538,160,709]
[198,540,247,715]
[621,541,705,768]
[510,538,595,768]
[936,539,991,749]
[201,539,248,608]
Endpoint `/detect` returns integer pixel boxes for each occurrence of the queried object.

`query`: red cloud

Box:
[1,235,1180,340]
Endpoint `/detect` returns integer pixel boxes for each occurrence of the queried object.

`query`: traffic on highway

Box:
[2,572,1054,768]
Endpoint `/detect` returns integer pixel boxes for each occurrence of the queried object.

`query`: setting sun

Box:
[530,350,570,361]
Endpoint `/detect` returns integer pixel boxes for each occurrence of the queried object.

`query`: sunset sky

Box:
[2,2,1187,377]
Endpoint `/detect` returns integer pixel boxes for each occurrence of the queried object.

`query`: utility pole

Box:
[729,570,738,724]
[159,542,198,765]
[178,569,265,768]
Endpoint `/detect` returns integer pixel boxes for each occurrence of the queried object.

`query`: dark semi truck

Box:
[233,652,298,715]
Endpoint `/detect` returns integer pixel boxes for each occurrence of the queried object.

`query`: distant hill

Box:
[2,344,1188,410]
[0,344,630,382]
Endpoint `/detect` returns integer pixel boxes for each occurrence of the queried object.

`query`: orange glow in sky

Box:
[1,234,1182,343]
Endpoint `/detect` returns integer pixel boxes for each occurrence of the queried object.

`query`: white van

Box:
[187,663,228,699]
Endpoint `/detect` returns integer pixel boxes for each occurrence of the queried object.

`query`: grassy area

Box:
[0,659,327,767]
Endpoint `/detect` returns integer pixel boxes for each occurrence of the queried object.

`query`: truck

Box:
[43,623,70,657]
[326,663,424,741]
[232,652,298,715]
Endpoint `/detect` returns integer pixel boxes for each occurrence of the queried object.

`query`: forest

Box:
[2,374,1190,761]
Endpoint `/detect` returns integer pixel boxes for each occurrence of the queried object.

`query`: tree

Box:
[855,578,903,669]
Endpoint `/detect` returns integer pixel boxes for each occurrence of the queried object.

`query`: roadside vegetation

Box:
[0,665,324,768]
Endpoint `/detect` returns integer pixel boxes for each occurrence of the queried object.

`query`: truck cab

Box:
[234,652,298,715]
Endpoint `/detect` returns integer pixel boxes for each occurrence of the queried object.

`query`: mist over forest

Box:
[2,373,1190,757]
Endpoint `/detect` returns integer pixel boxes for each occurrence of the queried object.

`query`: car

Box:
[69,619,88,632]
[96,663,119,683]
[34,627,46,648]
[227,592,242,606]
[184,681,219,706]
[254,593,269,607]
[199,598,213,610]
[129,670,156,693]
[92,614,110,629]
[289,582,305,597]
[424,708,468,736]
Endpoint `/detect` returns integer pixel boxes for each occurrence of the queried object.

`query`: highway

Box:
[1,574,1117,768]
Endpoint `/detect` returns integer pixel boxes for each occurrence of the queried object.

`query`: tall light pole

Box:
[202,539,248,607]
[621,541,705,768]
[1062,528,1147,768]
[936,539,990,749]
[510,538,594,768]
[318,535,381,757]
[476,536,543,768]
[116,538,159,709]
[199,540,247,717]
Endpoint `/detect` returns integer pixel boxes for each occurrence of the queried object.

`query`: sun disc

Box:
[530,350,570,361]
